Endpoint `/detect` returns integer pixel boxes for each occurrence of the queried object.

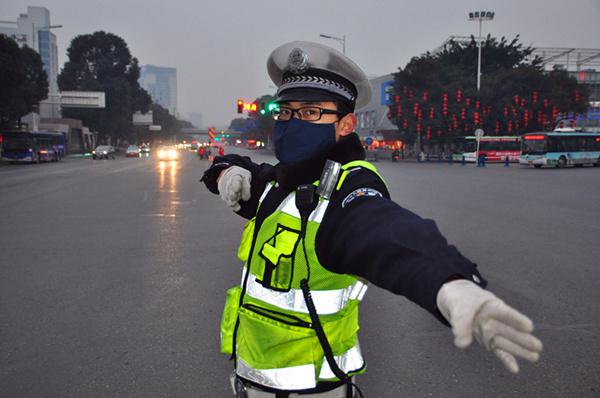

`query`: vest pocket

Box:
[237,303,319,372]
[220,286,242,355]
[258,225,300,292]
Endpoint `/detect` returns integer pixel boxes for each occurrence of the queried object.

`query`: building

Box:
[139,65,178,116]
[355,74,403,149]
[0,6,60,117]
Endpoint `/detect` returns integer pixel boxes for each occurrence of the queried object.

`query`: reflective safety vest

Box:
[220,160,385,391]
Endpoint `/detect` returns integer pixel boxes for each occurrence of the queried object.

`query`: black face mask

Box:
[274,118,337,165]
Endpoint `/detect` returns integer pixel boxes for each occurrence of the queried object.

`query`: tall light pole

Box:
[468,11,494,91]
[319,33,346,55]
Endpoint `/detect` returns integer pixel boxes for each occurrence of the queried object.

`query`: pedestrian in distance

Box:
[219,146,225,157]
[199,146,206,160]
[201,41,542,398]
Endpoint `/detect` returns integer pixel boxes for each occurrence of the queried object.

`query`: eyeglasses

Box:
[271,106,344,122]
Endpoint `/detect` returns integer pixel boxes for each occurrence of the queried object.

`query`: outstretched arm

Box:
[200,154,275,219]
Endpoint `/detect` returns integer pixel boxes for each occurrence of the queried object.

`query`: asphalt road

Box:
[1,150,599,398]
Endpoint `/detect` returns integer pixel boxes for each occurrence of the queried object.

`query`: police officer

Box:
[201,41,542,398]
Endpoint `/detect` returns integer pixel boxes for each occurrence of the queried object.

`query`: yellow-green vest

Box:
[220,161,385,390]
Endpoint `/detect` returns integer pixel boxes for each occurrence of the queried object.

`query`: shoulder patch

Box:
[342,188,382,208]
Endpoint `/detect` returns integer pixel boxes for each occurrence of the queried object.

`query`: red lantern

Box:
[429,107,434,119]
[466,98,471,107]
[514,95,519,105]
[457,89,462,102]
[532,91,539,103]
[423,91,429,102]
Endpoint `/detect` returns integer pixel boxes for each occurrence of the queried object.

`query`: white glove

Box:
[436,279,543,373]
[217,166,252,212]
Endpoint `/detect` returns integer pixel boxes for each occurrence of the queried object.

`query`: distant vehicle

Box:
[461,136,521,163]
[1,131,65,163]
[126,145,141,158]
[140,145,150,156]
[92,145,116,160]
[157,147,178,161]
[520,132,600,168]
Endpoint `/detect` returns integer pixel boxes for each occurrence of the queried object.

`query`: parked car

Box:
[92,145,116,159]
[126,145,141,158]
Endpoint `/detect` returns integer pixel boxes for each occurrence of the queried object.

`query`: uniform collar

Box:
[274,133,365,191]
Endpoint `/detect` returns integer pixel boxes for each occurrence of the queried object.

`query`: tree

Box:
[0,34,48,129]
[389,36,589,149]
[58,31,151,144]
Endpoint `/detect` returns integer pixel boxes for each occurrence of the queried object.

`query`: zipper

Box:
[242,303,312,328]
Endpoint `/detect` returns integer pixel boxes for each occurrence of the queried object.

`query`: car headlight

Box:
[102,151,107,154]
[158,150,165,158]
[169,150,177,159]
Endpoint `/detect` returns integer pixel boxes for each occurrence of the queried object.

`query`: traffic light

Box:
[237,99,244,113]
[259,101,279,116]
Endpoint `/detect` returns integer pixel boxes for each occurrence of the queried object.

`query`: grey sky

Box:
[2,0,599,127]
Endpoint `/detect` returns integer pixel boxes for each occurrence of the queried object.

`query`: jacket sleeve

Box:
[315,169,487,324]
[200,154,275,219]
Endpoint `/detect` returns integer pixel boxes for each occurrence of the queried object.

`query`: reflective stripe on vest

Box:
[242,269,368,315]
[236,344,365,390]
[277,192,329,223]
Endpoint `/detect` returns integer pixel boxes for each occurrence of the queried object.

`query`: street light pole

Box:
[468,11,494,91]
[319,33,346,55]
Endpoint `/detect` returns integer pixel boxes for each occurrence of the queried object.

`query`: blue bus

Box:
[1,131,66,163]
[519,132,600,168]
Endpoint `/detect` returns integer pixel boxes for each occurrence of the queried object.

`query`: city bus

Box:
[1,131,66,163]
[462,136,521,162]
[519,132,600,168]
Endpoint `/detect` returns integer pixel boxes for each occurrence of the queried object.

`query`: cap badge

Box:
[288,48,309,74]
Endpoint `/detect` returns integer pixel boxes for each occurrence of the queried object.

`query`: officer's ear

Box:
[337,113,356,137]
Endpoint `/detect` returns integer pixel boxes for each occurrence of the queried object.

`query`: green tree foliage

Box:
[58,31,151,144]
[0,34,48,129]
[390,36,589,147]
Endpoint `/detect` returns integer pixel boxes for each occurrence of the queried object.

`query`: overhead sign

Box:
[149,125,162,131]
[133,111,153,126]
[60,91,105,108]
